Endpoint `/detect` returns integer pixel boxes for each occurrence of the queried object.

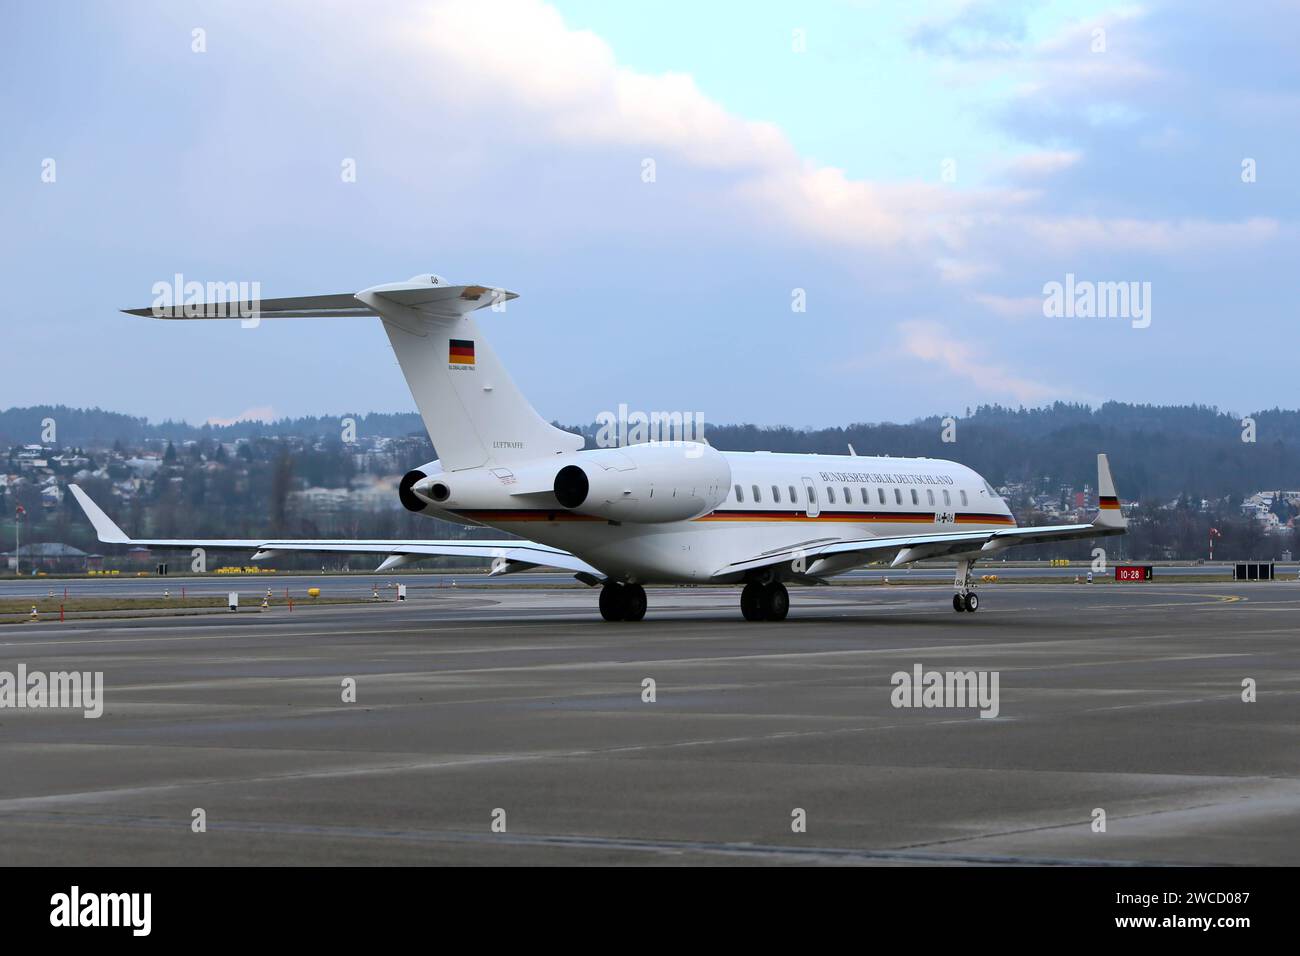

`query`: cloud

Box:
[897,320,1060,403]
[407,0,792,169]
[937,258,994,283]
[1015,215,1280,253]
[909,0,1034,59]
[1004,149,1081,179]
[914,3,1158,97]
[395,0,1274,266]
[971,292,1043,320]
[401,0,1020,253]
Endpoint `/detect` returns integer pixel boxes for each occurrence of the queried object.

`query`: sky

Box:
[1,0,1295,428]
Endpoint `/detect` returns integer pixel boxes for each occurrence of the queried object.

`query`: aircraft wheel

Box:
[599,583,626,622]
[623,584,647,622]
[763,582,790,621]
[963,592,979,613]
[952,594,964,612]
[741,583,765,621]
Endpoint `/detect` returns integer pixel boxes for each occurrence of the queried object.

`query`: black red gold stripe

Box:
[455,509,605,523]
[700,510,1014,525]
[448,339,475,364]
[451,508,1015,525]
[1098,495,1119,509]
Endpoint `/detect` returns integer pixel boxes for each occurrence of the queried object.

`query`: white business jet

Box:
[70,274,1126,621]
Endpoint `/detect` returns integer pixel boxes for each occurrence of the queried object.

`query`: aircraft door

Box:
[800,476,820,518]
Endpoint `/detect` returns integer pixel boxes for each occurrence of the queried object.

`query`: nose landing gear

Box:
[953,558,979,612]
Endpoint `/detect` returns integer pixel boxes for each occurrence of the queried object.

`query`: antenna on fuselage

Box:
[847,444,857,456]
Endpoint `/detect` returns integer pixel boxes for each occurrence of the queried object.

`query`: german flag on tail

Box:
[449,338,475,367]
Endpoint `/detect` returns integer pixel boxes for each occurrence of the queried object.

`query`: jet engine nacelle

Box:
[553,442,731,523]
[398,460,442,513]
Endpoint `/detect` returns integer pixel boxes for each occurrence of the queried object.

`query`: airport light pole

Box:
[14,504,23,577]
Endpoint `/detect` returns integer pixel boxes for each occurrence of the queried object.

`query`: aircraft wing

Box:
[715,520,1121,578]
[715,454,1127,579]
[68,484,601,579]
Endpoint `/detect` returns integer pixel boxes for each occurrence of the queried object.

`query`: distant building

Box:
[291,479,402,513]
[1,542,91,572]
[124,456,163,477]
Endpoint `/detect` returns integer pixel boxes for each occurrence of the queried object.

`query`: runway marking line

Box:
[0,811,1184,867]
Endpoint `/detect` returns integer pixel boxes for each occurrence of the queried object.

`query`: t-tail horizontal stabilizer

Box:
[121,273,584,472]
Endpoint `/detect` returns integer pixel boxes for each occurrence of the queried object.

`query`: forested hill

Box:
[571,403,1300,505]
[0,406,427,446]
[4,401,1296,504]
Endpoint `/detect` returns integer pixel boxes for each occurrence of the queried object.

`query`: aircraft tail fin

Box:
[123,274,583,472]
[359,276,582,471]
[1093,453,1126,530]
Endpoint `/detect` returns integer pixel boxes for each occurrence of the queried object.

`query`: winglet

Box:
[1093,454,1126,529]
[68,484,131,544]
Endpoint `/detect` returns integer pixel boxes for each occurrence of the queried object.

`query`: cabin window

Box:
[808,485,817,504]
[860,488,869,505]
[894,488,902,505]
[878,488,886,504]
[752,484,761,503]
[735,484,744,503]
[943,489,951,506]
[843,487,851,506]
[827,487,836,504]
[960,490,968,506]
[772,485,781,503]
[926,489,935,506]
[789,485,797,503]
[910,489,919,505]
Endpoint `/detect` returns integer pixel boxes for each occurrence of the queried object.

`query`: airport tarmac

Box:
[0,581,1296,866]
[1,560,1286,600]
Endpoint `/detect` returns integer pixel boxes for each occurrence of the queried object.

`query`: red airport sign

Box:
[1115,565,1153,581]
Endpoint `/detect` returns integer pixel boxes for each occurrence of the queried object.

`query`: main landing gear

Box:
[741,581,790,622]
[952,558,979,612]
[600,580,791,623]
[599,582,647,622]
